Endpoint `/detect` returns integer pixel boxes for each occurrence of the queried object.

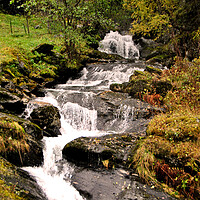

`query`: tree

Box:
[10,0,123,57]
[123,0,200,59]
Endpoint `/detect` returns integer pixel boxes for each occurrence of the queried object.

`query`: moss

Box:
[145,65,162,75]
[0,157,27,200]
[0,118,30,159]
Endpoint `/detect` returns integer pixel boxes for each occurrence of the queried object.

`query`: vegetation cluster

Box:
[0,0,200,199]
[130,59,200,199]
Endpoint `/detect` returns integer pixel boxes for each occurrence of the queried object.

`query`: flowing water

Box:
[98,31,140,59]
[23,32,143,200]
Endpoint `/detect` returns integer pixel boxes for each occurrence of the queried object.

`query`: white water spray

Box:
[22,61,145,200]
[23,96,102,200]
[98,31,140,59]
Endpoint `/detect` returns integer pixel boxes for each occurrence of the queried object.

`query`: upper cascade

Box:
[98,31,139,59]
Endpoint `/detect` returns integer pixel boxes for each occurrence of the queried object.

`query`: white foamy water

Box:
[98,31,140,59]
[23,96,104,200]
[22,61,145,200]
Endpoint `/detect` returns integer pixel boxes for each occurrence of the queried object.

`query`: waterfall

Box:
[98,31,140,59]
[22,61,145,200]
[62,102,97,131]
[23,95,102,200]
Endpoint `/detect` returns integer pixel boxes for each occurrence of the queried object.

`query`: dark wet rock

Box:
[31,85,45,97]
[109,83,124,92]
[63,133,139,169]
[71,167,176,200]
[0,88,26,114]
[1,79,16,91]
[43,78,56,88]
[33,43,54,55]
[18,60,31,76]
[94,91,163,133]
[0,157,47,200]
[134,37,157,60]
[30,105,61,137]
[87,50,124,63]
[0,112,43,167]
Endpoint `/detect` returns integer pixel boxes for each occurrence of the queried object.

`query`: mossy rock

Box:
[87,50,124,62]
[128,79,151,98]
[152,80,172,97]
[110,83,123,92]
[0,157,47,200]
[0,112,43,167]
[129,70,152,83]
[145,66,162,75]
[29,105,61,137]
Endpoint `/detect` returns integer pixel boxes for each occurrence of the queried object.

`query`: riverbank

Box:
[62,58,200,199]
[0,13,199,199]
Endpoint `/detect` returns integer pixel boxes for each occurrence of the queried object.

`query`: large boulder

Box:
[32,43,54,55]
[29,105,61,137]
[0,112,43,167]
[62,134,175,200]
[71,167,175,200]
[62,133,138,168]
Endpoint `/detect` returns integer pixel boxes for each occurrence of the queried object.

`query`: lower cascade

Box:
[22,61,172,199]
[98,31,140,59]
[22,62,144,200]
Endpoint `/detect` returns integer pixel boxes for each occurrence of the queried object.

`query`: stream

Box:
[22,32,162,200]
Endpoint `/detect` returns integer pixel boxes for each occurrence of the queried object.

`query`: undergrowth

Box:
[131,58,200,199]
[0,118,30,164]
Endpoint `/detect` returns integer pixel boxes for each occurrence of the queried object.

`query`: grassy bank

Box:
[131,58,200,199]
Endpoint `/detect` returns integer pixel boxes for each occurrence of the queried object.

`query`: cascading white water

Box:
[98,31,140,59]
[23,96,103,200]
[22,62,145,200]
[62,102,97,131]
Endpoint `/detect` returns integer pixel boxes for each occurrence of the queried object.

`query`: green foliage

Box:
[10,0,118,54]
[123,0,200,58]
[130,59,200,199]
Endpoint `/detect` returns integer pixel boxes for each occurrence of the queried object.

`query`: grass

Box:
[130,58,200,199]
[0,13,65,70]
[0,13,63,52]
[0,13,87,85]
